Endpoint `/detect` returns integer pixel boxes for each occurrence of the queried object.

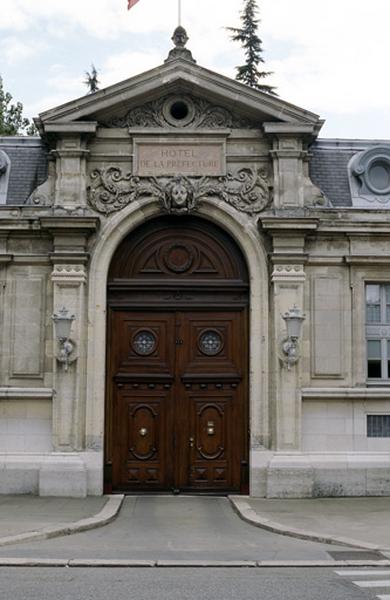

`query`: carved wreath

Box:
[87,167,270,216]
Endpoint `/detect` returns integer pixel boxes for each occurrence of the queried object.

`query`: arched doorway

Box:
[105,216,249,493]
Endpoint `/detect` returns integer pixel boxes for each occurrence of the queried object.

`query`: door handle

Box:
[189,436,195,448]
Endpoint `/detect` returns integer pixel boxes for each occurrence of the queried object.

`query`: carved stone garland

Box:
[105,95,257,130]
[87,167,270,216]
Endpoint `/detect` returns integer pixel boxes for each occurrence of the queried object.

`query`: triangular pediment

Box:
[36,57,322,134]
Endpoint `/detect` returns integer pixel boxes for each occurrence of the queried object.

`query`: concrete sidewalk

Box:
[230,496,390,551]
[0,495,123,546]
[0,493,390,560]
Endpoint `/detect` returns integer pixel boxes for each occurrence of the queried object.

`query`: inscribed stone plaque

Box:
[134,140,225,177]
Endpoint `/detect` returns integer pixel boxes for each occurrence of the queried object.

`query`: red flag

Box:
[128,0,140,9]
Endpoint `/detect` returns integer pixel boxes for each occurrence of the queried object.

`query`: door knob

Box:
[189,436,195,448]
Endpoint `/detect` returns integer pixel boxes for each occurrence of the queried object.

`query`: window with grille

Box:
[366,284,390,380]
[367,415,390,437]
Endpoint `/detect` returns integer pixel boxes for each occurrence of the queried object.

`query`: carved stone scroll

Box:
[87,167,270,216]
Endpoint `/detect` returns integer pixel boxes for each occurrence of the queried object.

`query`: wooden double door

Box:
[105,216,249,494]
[108,308,248,493]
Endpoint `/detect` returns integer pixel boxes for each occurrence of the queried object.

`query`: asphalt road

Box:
[0,567,382,600]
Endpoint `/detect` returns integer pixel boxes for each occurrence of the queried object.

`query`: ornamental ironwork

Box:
[87,167,270,216]
[132,330,157,356]
[198,330,223,356]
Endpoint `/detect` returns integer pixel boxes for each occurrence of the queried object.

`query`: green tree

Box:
[0,76,37,136]
[84,64,100,94]
[227,0,277,95]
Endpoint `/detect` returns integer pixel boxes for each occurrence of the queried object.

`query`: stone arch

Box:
[85,198,269,494]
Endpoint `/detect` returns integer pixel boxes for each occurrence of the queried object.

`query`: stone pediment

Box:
[36,56,322,134]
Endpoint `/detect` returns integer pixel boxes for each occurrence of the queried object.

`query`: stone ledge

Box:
[0,387,53,399]
[301,387,390,399]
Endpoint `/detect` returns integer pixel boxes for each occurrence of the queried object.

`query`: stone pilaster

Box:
[51,260,88,451]
[263,123,318,209]
[43,217,98,452]
[271,260,306,451]
[42,122,97,210]
[262,218,318,452]
[0,234,11,387]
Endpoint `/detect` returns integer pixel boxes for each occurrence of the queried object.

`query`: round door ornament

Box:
[162,243,195,273]
[198,329,223,356]
[132,330,157,356]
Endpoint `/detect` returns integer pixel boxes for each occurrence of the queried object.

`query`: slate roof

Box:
[309,139,390,207]
[0,137,48,205]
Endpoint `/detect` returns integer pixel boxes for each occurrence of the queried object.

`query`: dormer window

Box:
[349,146,390,207]
[0,150,10,204]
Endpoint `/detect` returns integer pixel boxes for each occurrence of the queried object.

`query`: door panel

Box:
[110,312,175,491]
[188,396,231,488]
[175,311,245,491]
[113,387,172,490]
[112,312,175,379]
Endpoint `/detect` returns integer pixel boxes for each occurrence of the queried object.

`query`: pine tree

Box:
[227,0,277,95]
[84,65,100,94]
[0,76,37,136]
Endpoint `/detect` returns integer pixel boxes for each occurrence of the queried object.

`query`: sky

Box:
[0,0,389,139]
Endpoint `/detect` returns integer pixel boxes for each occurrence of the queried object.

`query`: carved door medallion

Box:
[106,217,249,493]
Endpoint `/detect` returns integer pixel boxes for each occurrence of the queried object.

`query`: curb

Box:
[0,558,390,568]
[0,494,124,548]
[228,496,384,551]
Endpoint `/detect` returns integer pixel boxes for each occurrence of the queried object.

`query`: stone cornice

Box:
[345,256,390,265]
[0,387,53,399]
[260,218,319,232]
[302,387,390,399]
[264,122,322,139]
[49,253,89,265]
[271,254,309,264]
[37,121,98,137]
[39,217,99,233]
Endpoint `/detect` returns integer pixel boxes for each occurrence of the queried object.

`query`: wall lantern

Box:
[52,307,76,371]
[281,305,306,370]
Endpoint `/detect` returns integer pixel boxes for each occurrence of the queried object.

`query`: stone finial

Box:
[165,26,196,64]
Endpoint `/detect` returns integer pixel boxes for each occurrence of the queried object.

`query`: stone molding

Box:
[271,264,306,283]
[51,264,87,284]
[301,387,390,399]
[0,387,53,399]
[87,167,271,216]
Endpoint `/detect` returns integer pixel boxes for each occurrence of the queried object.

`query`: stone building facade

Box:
[0,31,390,497]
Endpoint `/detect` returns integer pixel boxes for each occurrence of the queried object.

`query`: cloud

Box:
[0,37,47,65]
[1,0,390,137]
[101,50,164,87]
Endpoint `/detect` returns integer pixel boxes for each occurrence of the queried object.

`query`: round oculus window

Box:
[163,96,195,127]
[367,159,390,193]
[170,101,189,121]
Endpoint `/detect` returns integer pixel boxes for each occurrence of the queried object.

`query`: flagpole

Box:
[178,0,181,26]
